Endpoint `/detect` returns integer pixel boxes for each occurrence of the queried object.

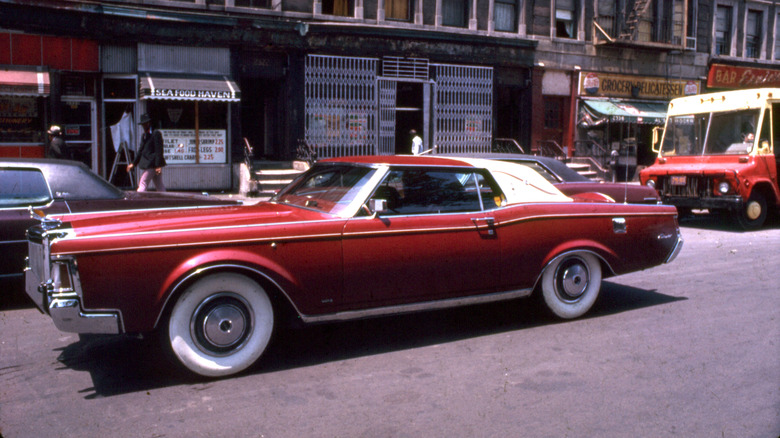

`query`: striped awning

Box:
[0,68,50,96]
[140,73,240,102]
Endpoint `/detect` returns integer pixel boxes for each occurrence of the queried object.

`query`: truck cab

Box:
[639,89,780,229]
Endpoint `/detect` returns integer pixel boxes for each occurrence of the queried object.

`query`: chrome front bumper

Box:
[25,232,121,335]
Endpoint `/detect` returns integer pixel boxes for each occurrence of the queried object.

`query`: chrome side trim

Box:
[299,288,534,324]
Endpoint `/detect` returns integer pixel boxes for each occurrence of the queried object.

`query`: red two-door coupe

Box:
[25,156,683,377]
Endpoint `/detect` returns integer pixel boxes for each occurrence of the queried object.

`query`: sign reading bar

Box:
[580,72,700,99]
[160,129,227,164]
[707,64,780,89]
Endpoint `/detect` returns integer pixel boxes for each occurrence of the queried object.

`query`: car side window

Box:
[371,168,500,215]
[0,168,52,208]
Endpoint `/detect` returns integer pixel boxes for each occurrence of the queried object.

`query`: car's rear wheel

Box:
[540,252,602,319]
[167,272,274,377]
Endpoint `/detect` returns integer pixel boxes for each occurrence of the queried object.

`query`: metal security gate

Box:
[377,79,397,155]
[432,64,493,154]
[305,55,378,158]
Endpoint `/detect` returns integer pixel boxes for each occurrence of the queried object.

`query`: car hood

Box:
[52,201,334,239]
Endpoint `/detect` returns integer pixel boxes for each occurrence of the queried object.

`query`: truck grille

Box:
[658,175,712,198]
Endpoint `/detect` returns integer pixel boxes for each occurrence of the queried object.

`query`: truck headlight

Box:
[646,179,656,189]
[718,182,730,194]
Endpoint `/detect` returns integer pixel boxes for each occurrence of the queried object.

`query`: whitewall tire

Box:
[540,252,602,319]
[167,273,274,377]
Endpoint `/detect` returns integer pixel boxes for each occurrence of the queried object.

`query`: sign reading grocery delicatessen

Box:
[579,72,700,99]
[707,64,780,89]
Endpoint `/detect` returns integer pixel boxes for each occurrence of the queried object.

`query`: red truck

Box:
[640,88,780,229]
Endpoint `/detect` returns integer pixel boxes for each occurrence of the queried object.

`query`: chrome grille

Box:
[659,175,711,198]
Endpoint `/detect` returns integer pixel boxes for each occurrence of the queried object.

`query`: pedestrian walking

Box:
[128,113,167,192]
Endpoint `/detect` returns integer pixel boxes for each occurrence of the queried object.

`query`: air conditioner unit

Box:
[685,36,697,51]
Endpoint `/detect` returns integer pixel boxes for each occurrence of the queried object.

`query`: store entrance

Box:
[394,82,425,155]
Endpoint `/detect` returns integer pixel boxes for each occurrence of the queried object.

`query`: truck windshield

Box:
[662,109,761,156]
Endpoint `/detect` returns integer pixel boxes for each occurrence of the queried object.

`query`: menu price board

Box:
[160,129,227,164]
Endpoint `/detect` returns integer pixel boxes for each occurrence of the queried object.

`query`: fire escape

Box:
[594,0,695,50]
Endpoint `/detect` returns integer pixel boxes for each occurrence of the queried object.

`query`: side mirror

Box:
[368,198,387,216]
[651,127,663,153]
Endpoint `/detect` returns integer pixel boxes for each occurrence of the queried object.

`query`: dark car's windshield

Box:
[0,168,52,207]
[273,164,377,215]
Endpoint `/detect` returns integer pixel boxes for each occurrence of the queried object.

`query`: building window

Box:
[776,14,780,60]
[235,0,271,7]
[494,0,517,32]
[322,0,353,16]
[715,5,732,55]
[442,0,468,27]
[745,10,762,58]
[385,0,410,20]
[555,0,577,38]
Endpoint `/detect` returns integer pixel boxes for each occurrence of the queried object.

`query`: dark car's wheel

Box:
[540,252,602,319]
[735,192,767,230]
[167,273,274,377]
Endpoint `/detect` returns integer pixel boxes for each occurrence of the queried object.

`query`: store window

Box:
[442,0,468,27]
[0,96,45,144]
[776,14,780,60]
[715,5,732,55]
[103,77,136,187]
[145,100,229,165]
[494,0,518,32]
[745,10,762,58]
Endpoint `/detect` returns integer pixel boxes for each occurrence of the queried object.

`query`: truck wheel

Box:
[736,192,767,230]
[167,273,274,377]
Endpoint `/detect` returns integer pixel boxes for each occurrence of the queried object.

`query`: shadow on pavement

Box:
[54,281,685,398]
[679,210,780,232]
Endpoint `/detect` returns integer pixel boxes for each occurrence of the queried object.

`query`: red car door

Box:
[341,167,501,307]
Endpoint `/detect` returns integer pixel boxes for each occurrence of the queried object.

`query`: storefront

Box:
[576,72,701,177]
[0,67,50,158]
[133,44,240,191]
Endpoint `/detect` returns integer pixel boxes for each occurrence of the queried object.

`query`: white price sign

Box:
[160,129,227,164]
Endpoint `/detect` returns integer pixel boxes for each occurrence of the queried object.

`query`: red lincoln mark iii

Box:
[26,156,683,378]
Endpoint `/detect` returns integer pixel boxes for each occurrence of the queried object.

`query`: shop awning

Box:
[140,73,240,102]
[0,68,50,96]
[580,99,667,126]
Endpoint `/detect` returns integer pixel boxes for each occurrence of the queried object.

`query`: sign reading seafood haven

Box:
[580,72,700,99]
[151,88,235,100]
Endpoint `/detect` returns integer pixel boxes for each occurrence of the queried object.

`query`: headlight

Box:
[646,179,656,189]
[718,182,730,194]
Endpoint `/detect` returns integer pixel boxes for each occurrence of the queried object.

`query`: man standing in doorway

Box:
[410,129,423,155]
[128,113,166,192]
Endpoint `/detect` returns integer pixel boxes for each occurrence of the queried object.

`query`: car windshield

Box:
[662,109,761,156]
[273,163,377,216]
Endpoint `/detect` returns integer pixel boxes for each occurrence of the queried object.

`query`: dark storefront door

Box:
[62,99,95,171]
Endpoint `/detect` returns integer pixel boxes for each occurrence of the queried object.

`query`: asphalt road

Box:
[1,214,778,438]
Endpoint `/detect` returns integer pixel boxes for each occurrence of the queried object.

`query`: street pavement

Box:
[1,213,778,437]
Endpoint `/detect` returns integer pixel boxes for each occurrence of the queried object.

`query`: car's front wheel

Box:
[540,252,602,319]
[166,272,274,377]
[735,192,767,230]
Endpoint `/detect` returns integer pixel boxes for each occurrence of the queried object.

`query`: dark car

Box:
[1,158,240,300]
[444,153,661,204]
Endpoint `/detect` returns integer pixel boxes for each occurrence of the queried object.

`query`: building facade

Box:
[0,0,778,189]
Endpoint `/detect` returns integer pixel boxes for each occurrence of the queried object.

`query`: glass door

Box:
[61,98,97,172]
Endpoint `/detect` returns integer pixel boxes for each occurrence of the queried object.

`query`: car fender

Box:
[539,239,617,279]
[153,248,300,328]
